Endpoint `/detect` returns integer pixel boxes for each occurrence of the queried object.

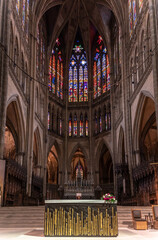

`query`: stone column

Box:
[25,26,37,196]
[122,28,134,196]
[43,71,49,199]
[110,48,118,197]
[0,0,10,159]
[64,59,69,187]
[148,0,158,138]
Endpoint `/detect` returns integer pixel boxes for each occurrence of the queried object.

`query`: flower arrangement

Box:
[101,193,117,203]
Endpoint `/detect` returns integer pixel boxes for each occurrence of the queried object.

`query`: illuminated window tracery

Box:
[93,35,110,99]
[49,39,63,99]
[69,40,88,102]
[74,114,77,136]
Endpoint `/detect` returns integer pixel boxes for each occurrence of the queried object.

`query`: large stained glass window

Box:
[49,39,63,99]
[74,114,77,136]
[69,40,88,102]
[93,35,110,99]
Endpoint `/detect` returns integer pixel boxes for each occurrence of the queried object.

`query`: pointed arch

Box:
[68,143,89,169]
[6,95,26,155]
[33,127,42,167]
[48,140,61,167]
[133,91,155,153]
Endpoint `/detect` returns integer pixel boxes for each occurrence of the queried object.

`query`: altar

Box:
[44,200,118,237]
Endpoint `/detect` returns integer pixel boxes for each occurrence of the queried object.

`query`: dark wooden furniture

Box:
[152,205,158,229]
[131,209,148,230]
[44,200,118,237]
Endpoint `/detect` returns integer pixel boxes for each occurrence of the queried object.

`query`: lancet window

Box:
[69,40,88,102]
[93,35,110,99]
[49,38,63,99]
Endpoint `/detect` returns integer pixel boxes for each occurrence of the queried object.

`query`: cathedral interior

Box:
[0,0,158,207]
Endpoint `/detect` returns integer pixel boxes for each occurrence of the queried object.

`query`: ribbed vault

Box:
[32,0,125,58]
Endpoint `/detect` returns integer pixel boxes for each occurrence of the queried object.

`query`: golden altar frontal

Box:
[44,200,118,237]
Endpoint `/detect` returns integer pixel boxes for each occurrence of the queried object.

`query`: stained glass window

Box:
[80,114,83,136]
[100,115,102,133]
[133,0,137,27]
[60,117,62,136]
[93,36,110,99]
[49,39,63,98]
[16,0,20,13]
[48,57,52,91]
[74,114,77,136]
[108,112,111,130]
[69,116,72,137]
[60,63,63,99]
[93,62,97,98]
[48,112,50,130]
[129,0,133,38]
[102,53,106,93]
[52,54,55,94]
[84,66,88,101]
[139,0,143,12]
[79,66,83,102]
[69,39,88,102]
[69,66,73,102]
[97,58,101,97]
[107,55,110,90]
[85,117,88,137]
[57,59,60,97]
[105,112,108,131]
[74,66,78,102]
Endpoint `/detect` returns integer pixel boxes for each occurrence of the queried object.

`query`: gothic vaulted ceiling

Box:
[32,0,126,57]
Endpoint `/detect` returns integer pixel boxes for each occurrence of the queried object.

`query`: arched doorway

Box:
[99,145,114,195]
[134,96,158,205]
[3,101,26,206]
[47,145,59,199]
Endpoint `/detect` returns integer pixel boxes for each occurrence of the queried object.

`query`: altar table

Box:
[44,200,118,237]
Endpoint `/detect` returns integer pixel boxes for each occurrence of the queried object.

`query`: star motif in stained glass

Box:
[73,44,83,53]
[71,60,76,66]
[81,60,86,66]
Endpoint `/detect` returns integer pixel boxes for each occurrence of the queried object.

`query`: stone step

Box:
[0,206,154,229]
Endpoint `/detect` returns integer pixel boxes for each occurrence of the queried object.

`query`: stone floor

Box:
[0,206,158,239]
[0,228,158,240]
